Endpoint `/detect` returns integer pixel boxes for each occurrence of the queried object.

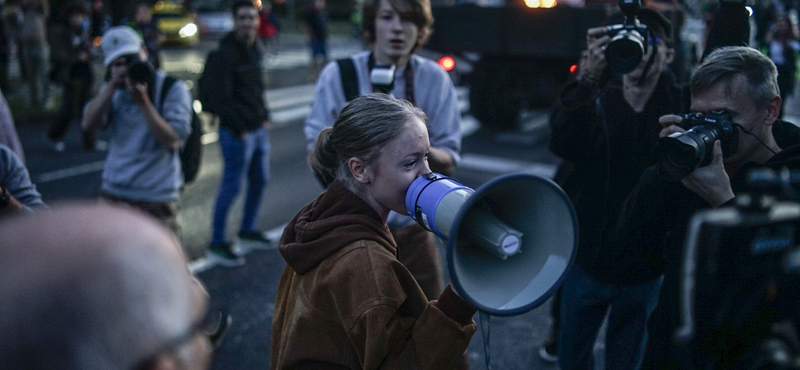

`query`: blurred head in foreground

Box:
[0,203,212,370]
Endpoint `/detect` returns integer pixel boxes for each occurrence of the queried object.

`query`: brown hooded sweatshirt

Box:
[271,180,477,370]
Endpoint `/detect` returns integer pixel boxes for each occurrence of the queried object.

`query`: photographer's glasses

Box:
[130,309,231,370]
[648,34,662,46]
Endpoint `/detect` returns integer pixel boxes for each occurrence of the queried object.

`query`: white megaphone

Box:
[405,172,578,316]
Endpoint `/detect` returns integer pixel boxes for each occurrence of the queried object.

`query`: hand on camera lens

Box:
[658,114,685,138]
[126,79,149,106]
[681,141,735,208]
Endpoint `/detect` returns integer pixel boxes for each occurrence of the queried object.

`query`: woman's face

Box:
[364,117,430,217]
[373,0,419,65]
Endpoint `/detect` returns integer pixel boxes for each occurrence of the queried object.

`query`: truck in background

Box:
[425,0,614,129]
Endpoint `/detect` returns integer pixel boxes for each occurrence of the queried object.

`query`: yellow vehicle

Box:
[152,1,199,46]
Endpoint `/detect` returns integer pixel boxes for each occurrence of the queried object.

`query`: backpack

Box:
[312,58,360,188]
[197,51,218,114]
[160,76,203,185]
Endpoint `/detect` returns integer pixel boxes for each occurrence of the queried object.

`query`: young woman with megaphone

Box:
[271,94,476,369]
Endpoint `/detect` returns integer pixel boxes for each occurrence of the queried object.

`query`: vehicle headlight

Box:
[179,23,198,38]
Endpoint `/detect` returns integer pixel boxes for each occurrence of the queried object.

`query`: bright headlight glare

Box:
[179,23,198,38]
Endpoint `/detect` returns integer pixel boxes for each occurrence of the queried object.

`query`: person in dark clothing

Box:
[204,0,271,267]
[754,0,778,49]
[90,0,110,40]
[303,0,328,78]
[702,0,750,60]
[0,3,9,93]
[548,8,684,370]
[126,3,163,69]
[46,2,94,152]
[765,16,799,118]
[621,46,800,370]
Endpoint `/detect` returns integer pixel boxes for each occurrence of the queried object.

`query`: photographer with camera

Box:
[82,25,192,234]
[617,46,800,369]
[548,4,683,369]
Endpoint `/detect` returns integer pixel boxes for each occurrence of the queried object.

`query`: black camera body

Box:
[605,0,650,75]
[655,110,740,180]
[127,58,154,84]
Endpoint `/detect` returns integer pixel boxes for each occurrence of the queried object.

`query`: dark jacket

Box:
[204,33,269,137]
[550,72,685,285]
[271,180,476,370]
[619,135,800,369]
[49,21,92,85]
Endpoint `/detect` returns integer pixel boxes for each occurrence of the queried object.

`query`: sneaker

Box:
[207,243,245,268]
[50,140,65,153]
[43,135,65,153]
[92,140,109,152]
[237,231,271,244]
[538,337,558,363]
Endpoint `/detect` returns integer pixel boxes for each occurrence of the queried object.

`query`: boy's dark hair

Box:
[361,0,433,53]
[232,0,257,16]
[65,1,89,16]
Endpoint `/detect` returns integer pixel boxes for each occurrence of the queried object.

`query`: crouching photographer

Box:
[615,46,800,370]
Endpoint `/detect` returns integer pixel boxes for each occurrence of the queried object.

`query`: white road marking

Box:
[35,161,106,183]
[458,153,558,179]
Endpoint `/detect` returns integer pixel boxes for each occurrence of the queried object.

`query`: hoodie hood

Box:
[279,180,396,275]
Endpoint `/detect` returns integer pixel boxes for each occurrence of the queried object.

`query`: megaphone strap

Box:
[412,173,459,233]
[480,312,493,370]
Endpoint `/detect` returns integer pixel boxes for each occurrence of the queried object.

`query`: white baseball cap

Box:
[101,26,144,67]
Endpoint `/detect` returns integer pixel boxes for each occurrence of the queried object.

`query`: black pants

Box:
[0,51,8,93]
[47,62,94,147]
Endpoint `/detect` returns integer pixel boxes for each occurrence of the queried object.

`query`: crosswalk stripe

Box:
[458,153,558,179]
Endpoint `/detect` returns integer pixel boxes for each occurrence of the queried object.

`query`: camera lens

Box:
[655,126,719,180]
[128,60,153,84]
[606,30,645,75]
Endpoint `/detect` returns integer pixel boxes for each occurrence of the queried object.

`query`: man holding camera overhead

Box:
[618,46,800,369]
[549,7,683,370]
[82,25,192,233]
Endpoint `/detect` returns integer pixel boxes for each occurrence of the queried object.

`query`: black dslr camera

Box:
[605,0,651,75]
[127,57,154,84]
[655,110,739,180]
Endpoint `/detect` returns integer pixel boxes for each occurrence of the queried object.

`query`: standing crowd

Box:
[1,0,800,369]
